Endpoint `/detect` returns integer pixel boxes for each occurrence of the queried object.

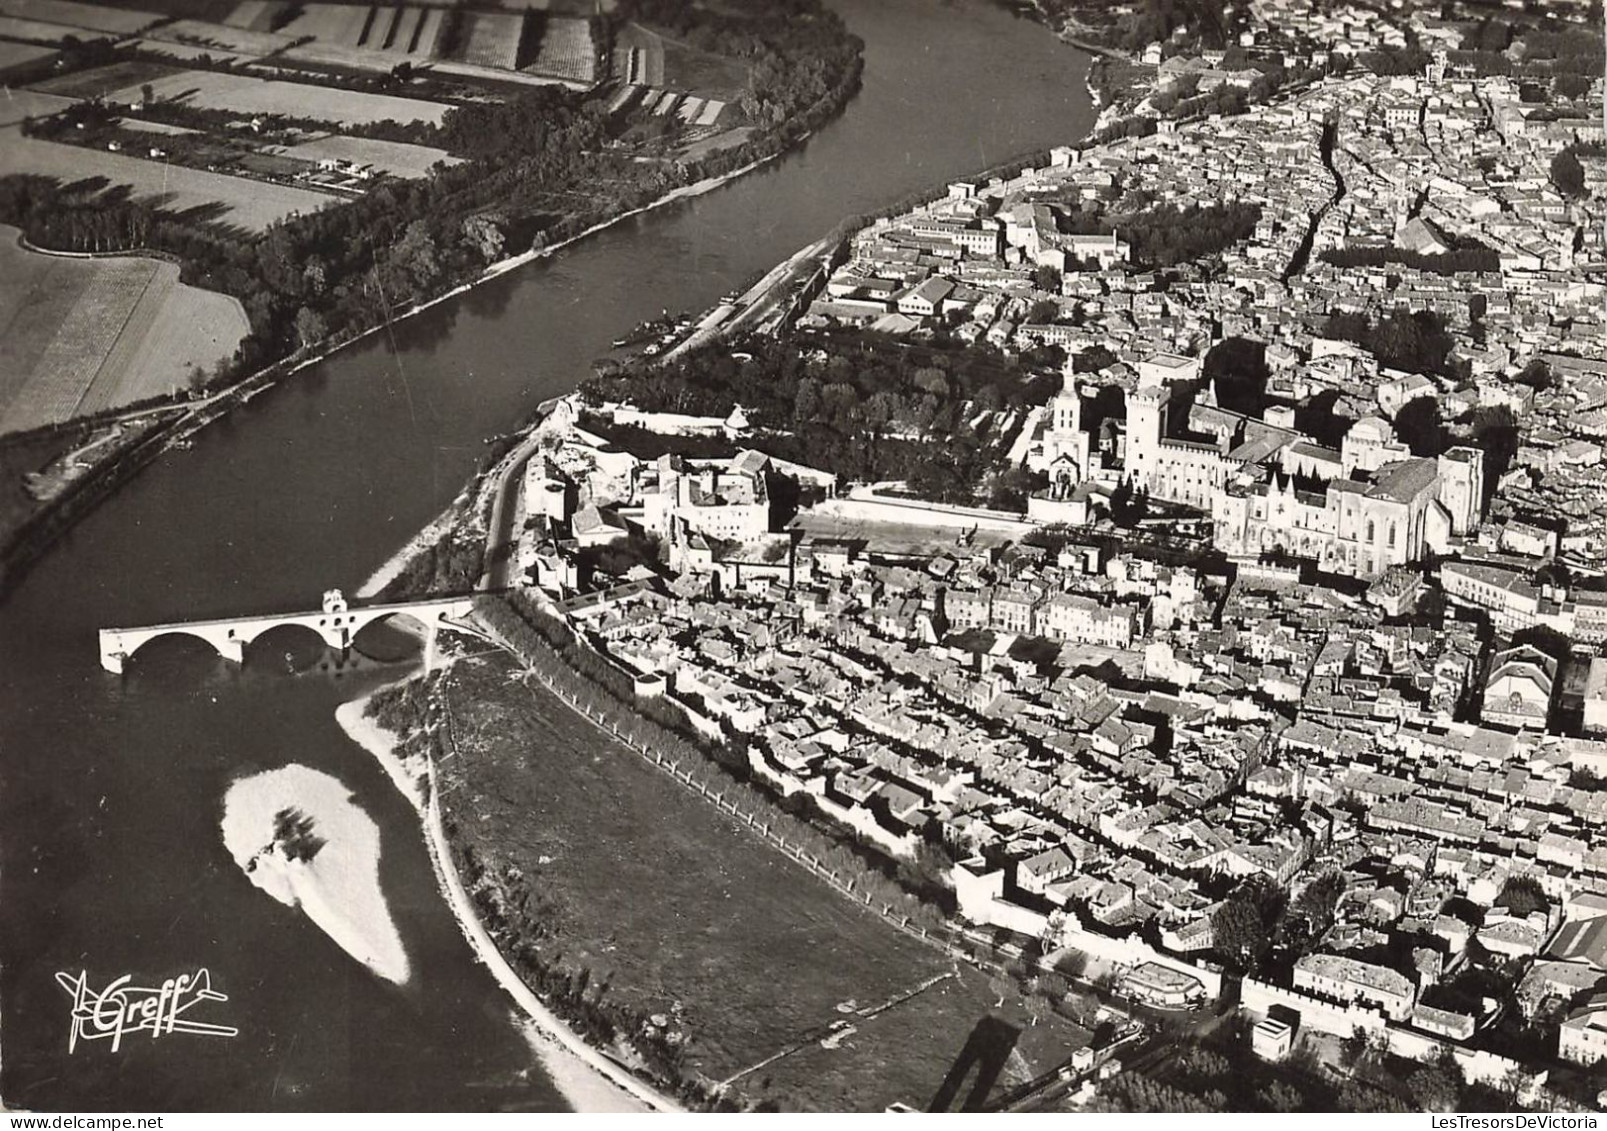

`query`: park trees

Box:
[1495,874,1548,917]
[1278,869,1344,954]
[1212,875,1285,972]
[1552,146,1587,200]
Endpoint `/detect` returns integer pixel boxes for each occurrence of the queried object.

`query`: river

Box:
[0,0,1091,1111]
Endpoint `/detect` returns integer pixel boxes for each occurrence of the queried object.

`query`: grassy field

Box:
[29,57,178,97]
[676,125,753,163]
[612,22,663,86]
[611,22,745,104]
[0,12,101,41]
[0,0,162,33]
[111,67,454,125]
[273,132,457,178]
[0,38,56,70]
[659,35,748,100]
[0,129,337,228]
[0,224,250,433]
[0,88,73,126]
[424,654,1089,1111]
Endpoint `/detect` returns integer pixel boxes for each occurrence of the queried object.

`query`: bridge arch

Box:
[106,627,249,670]
[99,595,476,674]
[237,620,349,661]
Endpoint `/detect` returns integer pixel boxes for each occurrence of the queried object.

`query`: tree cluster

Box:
[1319,246,1501,275]
[1106,477,1150,527]
[270,806,327,863]
[1055,199,1262,269]
[580,331,1059,506]
[1085,1029,1406,1113]
[1495,874,1548,917]
[1210,875,1285,972]
[1322,309,1459,379]
[1551,145,1588,200]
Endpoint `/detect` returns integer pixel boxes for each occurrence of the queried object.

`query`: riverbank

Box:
[0,138,807,607]
[371,652,1094,1110]
[334,690,680,1114]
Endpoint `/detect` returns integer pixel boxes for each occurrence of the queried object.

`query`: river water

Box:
[0,1,1090,1111]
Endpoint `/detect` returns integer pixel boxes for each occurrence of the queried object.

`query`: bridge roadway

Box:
[97,589,475,674]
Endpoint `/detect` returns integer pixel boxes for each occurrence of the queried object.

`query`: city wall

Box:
[809,495,1038,535]
[1241,976,1388,1036]
[1241,978,1537,1090]
[962,884,1223,998]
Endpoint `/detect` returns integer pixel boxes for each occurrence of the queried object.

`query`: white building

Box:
[1560,995,1607,1067]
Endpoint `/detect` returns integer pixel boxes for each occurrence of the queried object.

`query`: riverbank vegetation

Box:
[368,644,1092,1110]
[0,408,191,597]
[1022,0,1246,54]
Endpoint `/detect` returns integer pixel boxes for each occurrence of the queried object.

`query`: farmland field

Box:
[0,13,99,41]
[411,5,442,53]
[103,273,248,407]
[275,2,369,47]
[0,88,73,126]
[524,13,593,81]
[0,227,250,434]
[273,3,441,57]
[29,58,179,98]
[490,0,616,11]
[274,133,457,178]
[0,39,56,72]
[421,656,1090,1110]
[385,6,417,50]
[142,16,295,54]
[90,0,237,18]
[109,68,453,125]
[444,9,522,69]
[221,0,276,29]
[0,131,337,228]
[0,0,162,33]
[113,115,201,135]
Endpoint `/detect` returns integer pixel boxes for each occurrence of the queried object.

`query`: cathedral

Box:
[1028,351,1485,578]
